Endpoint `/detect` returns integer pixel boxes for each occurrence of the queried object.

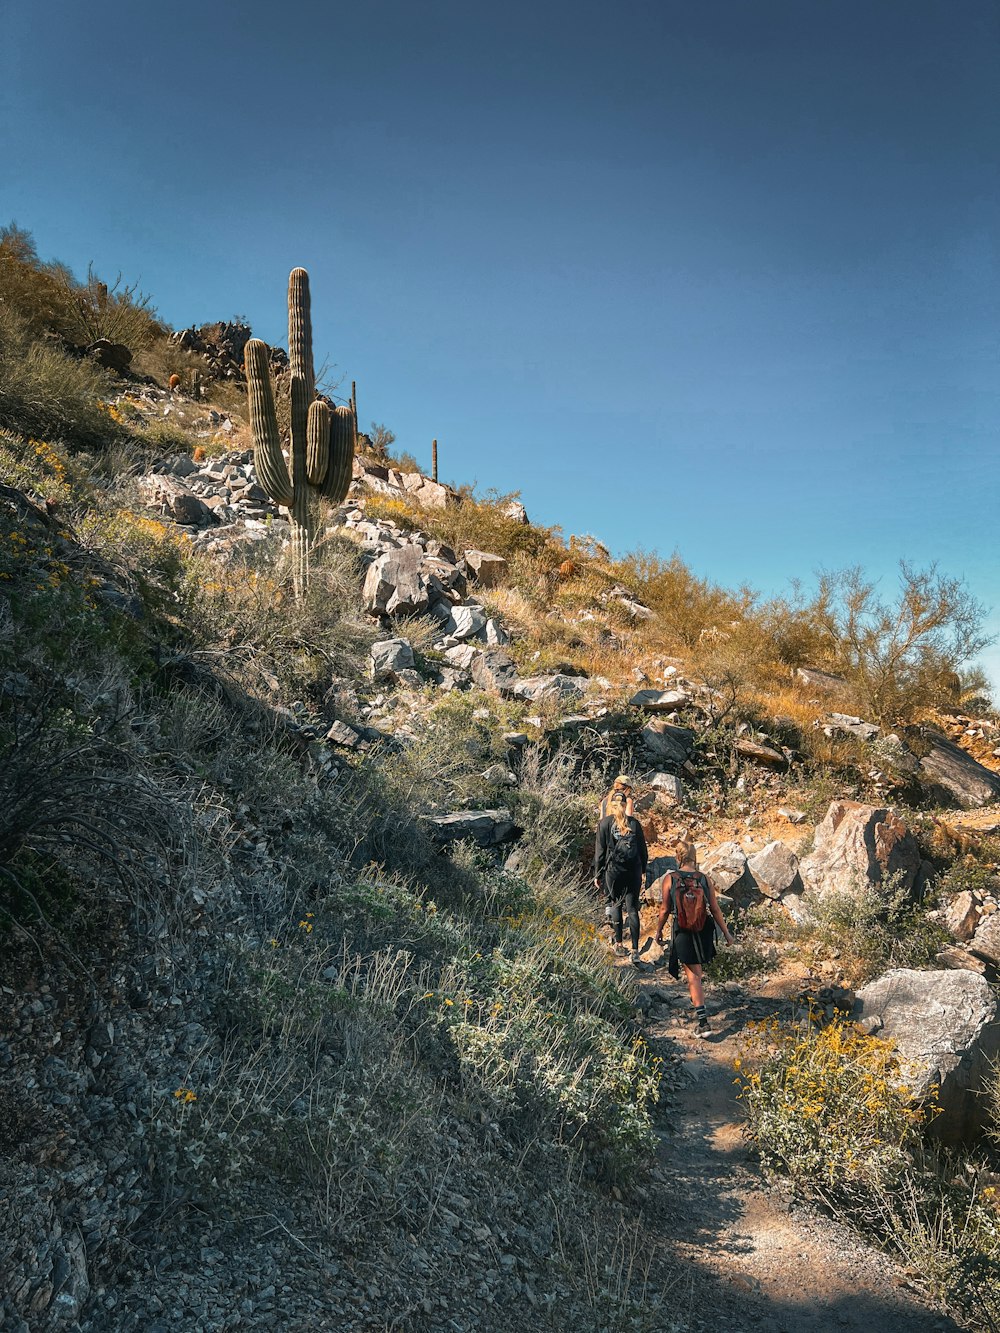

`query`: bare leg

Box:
[682,963,704,1007]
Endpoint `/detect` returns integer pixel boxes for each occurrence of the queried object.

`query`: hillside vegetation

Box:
[2,226,1000,1332]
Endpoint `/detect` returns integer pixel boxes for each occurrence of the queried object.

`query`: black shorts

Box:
[672,923,717,967]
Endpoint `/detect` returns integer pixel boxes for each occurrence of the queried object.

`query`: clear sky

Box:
[4,0,999,688]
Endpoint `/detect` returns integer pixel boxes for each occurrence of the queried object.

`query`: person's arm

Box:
[706,877,734,945]
[593,819,608,887]
[635,820,649,878]
[655,874,675,945]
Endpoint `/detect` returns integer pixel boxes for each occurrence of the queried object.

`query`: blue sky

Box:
[4,0,999,688]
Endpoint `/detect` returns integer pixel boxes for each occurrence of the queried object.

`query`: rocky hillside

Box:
[2,235,1000,1331]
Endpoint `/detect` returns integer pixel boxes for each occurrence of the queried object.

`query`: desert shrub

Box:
[938,854,1000,902]
[737,1017,1000,1326]
[54,263,164,353]
[807,873,948,984]
[0,303,122,450]
[735,1016,928,1211]
[0,223,77,339]
[810,564,992,726]
[614,550,742,650]
[709,932,778,982]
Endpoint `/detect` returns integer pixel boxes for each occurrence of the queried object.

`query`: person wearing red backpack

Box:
[654,844,733,1037]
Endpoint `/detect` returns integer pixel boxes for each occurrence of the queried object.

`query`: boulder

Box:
[470,647,520,695]
[854,969,1000,1144]
[501,500,528,524]
[640,721,696,767]
[969,913,1000,967]
[421,554,467,601]
[87,338,132,372]
[799,800,922,899]
[646,854,679,893]
[825,713,880,743]
[464,550,507,588]
[629,688,691,712]
[363,545,430,616]
[423,809,520,847]
[702,842,753,898]
[325,720,365,750]
[746,841,803,900]
[943,891,980,943]
[735,737,788,770]
[513,674,584,703]
[917,732,1000,810]
[370,638,415,682]
[796,667,847,693]
[648,772,684,802]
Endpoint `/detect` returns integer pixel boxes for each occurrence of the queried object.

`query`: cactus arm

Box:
[288,268,314,403]
[321,404,355,503]
[244,338,292,507]
[306,400,331,485]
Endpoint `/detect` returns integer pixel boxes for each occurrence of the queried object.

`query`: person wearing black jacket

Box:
[593,792,648,965]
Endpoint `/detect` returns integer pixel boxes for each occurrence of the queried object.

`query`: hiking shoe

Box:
[695,1016,712,1038]
[614,943,629,958]
[630,950,641,967]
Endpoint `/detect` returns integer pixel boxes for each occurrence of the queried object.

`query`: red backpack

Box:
[672,870,709,933]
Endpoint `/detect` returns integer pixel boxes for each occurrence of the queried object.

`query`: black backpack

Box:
[608,823,641,876]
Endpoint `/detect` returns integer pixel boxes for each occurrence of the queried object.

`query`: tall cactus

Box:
[244,268,355,598]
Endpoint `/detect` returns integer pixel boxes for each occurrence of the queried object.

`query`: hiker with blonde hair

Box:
[598,775,635,821]
[654,843,733,1037]
[593,791,648,965]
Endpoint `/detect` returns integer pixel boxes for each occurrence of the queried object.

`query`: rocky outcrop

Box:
[800,800,922,899]
[917,731,1000,810]
[422,809,521,846]
[363,546,431,617]
[640,721,695,767]
[854,969,1000,1144]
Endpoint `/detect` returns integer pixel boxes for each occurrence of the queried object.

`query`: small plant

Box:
[808,872,948,984]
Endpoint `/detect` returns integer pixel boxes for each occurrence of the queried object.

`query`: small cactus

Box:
[432,438,438,483]
[244,268,356,597]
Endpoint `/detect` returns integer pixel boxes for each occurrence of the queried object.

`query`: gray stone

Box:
[918,732,1000,810]
[444,644,479,671]
[501,500,528,524]
[648,772,684,802]
[423,809,520,846]
[629,689,691,712]
[735,737,788,769]
[944,891,980,943]
[325,720,364,750]
[969,913,1000,966]
[513,674,584,702]
[450,606,488,641]
[471,647,520,695]
[646,854,678,892]
[464,550,507,588]
[746,841,803,900]
[825,713,880,742]
[482,618,511,646]
[854,968,1000,1143]
[370,638,415,681]
[640,721,696,766]
[796,666,847,693]
[800,800,922,899]
[703,842,755,902]
[363,545,429,616]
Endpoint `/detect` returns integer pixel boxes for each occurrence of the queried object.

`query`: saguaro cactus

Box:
[244,268,355,597]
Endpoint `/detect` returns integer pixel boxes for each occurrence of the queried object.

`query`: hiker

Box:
[598,775,635,821]
[593,791,648,964]
[654,843,733,1037]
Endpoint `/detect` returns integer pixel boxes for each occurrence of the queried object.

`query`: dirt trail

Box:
[631,961,967,1333]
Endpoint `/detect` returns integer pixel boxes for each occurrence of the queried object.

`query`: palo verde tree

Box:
[812,562,992,725]
[244,268,355,597]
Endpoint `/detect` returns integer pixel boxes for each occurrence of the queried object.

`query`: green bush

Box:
[807,873,948,984]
